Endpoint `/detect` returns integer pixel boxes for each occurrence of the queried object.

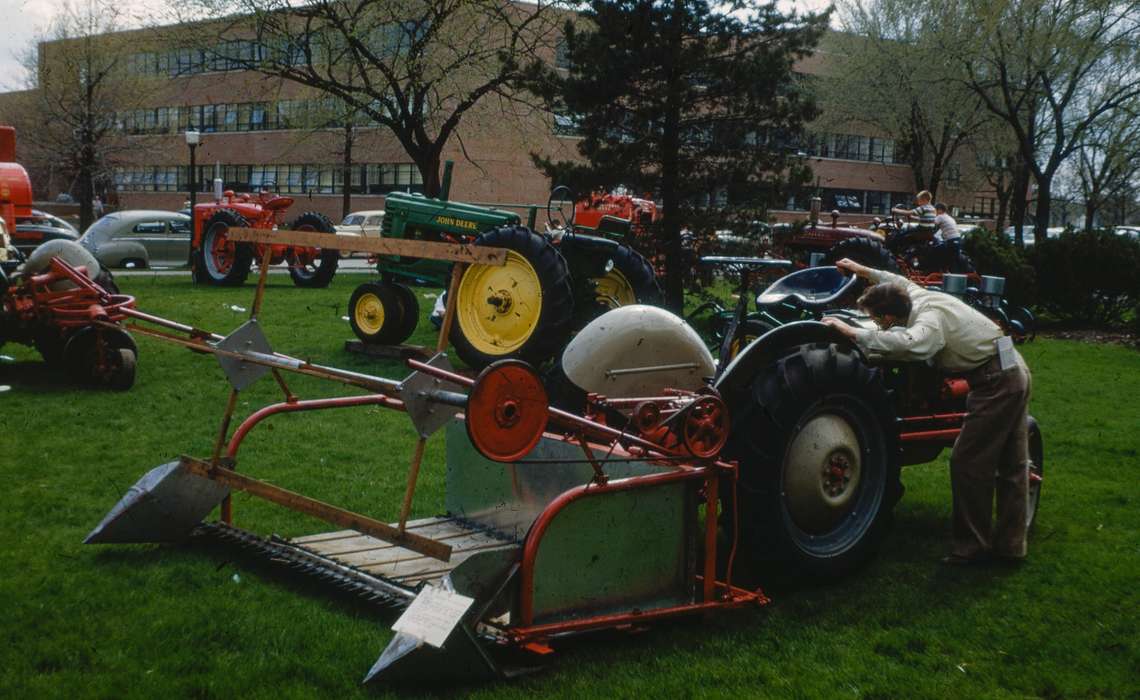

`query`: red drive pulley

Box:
[466,360,549,462]
[680,395,730,459]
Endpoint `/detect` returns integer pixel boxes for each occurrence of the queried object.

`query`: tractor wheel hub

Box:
[783,413,863,534]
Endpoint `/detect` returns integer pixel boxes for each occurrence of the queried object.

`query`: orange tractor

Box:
[0,126,34,242]
[191,182,340,287]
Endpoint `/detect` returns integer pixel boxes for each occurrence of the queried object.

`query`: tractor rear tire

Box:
[1026,416,1043,530]
[288,212,339,288]
[34,328,67,366]
[349,282,408,345]
[824,237,900,273]
[948,249,976,274]
[195,209,253,286]
[592,244,662,308]
[725,342,901,580]
[450,225,573,370]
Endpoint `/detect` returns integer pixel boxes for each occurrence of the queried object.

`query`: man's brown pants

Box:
[950,352,1032,559]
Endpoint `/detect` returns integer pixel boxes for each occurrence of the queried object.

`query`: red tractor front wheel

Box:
[193,209,254,286]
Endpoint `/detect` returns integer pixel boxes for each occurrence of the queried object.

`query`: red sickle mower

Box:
[85,262,766,682]
[191,181,340,288]
[1,249,138,389]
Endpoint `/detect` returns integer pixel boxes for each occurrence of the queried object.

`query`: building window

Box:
[555,37,571,70]
[553,112,581,137]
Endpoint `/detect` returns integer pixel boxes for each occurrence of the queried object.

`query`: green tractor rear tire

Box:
[450,225,573,370]
[591,244,662,308]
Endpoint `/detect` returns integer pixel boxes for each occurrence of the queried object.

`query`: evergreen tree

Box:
[531,0,828,309]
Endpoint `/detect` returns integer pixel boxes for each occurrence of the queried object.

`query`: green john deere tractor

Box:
[348,163,661,369]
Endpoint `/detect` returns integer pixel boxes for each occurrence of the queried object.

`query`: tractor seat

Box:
[756,266,860,310]
[699,256,794,270]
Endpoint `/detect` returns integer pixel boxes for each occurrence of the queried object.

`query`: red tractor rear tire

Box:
[823,237,900,273]
[725,342,901,581]
[194,209,253,286]
[288,211,339,288]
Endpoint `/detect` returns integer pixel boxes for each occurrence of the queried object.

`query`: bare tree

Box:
[174,0,564,197]
[940,0,1140,240]
[7,0,146,230]
[830,0,992,198]
[1074,101,1140,230]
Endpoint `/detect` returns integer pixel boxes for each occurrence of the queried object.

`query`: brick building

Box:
[0,19,995,227]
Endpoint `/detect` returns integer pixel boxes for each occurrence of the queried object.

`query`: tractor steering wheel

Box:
[547,185,575,232]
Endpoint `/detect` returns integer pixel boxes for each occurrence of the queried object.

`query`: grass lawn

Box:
[1,274,1137,698]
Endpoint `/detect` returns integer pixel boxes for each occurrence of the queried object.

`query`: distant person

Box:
[93,195,104,218]
[892,190,937,234]
[934,202,961,245]
[934,204,962,270]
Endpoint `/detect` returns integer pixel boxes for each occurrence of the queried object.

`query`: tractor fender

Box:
[94,240,149,268]
[556,232,625,277]
[713,320,864,401]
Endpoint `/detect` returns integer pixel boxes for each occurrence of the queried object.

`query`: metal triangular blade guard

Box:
[85,461,230,544]
[363,624,500,684]
[364,546,519,684]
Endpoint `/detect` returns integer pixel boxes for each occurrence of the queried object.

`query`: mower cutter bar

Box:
[194,522,418,609]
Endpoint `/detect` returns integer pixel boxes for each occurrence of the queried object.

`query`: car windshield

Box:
[341,215,364,226]
[80,215,120,239]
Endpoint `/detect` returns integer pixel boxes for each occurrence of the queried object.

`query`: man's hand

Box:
[834,257,873,280]
[821,315,858,340]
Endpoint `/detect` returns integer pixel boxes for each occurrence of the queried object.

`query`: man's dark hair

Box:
[934,202,948,213]
[858,283,912,319]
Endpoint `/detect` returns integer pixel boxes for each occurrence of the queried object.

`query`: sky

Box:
[0,0,836,93]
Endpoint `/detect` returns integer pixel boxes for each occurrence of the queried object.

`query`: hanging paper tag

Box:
[996,336,1016,371]
[391,585,475,648]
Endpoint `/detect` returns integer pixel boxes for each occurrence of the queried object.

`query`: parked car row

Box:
[72,209,384,270]
[11,210,80,256]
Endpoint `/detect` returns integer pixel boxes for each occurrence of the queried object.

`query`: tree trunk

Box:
[1033,174,1051,240]
[1010,159,1031,247]
[417,149,442,198]
[995,188,1009,233]
[341,122,353,218]
[1083,199,1096,233]
[660,0,685,312]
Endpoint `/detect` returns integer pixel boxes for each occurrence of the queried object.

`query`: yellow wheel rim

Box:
[728,331,761,360]
[457,251,543,355]
[354,292,386,336]
[593,269,637,308]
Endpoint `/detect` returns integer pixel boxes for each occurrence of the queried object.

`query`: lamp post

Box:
[185,130,201,213]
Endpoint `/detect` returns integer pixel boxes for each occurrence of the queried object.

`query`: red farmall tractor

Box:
[191,186,340,287]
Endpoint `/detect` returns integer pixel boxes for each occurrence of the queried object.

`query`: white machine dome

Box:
[561,305,715,398]
[23,239,102,291]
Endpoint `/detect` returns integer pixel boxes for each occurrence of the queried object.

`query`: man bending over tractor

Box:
[821,258,1032,565]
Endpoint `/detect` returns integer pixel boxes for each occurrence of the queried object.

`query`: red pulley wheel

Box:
[466,360,549,462]
[681,395,730,459]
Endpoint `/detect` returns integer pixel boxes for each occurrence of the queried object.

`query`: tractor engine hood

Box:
[561,305,715,398]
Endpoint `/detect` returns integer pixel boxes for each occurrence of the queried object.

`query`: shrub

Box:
[962,228,1038,307]
[1029,230,1140,327]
